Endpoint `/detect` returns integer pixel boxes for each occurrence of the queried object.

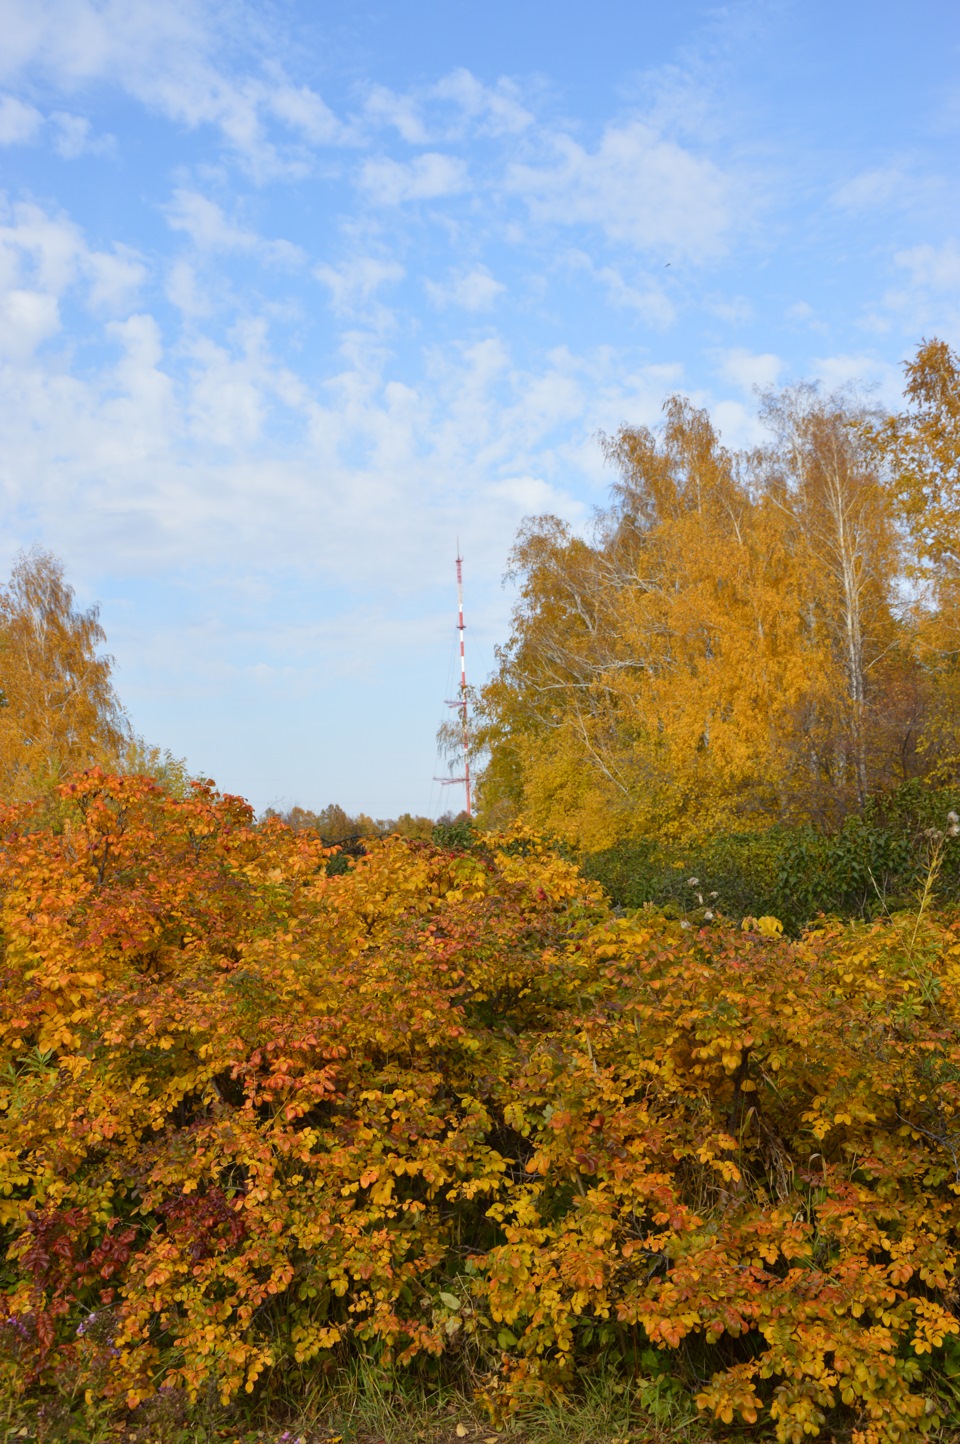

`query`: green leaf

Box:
[439,1291,461,1311]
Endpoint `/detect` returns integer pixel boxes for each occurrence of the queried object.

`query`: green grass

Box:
[8,1352,960,1442]
[0,1363,708,1444]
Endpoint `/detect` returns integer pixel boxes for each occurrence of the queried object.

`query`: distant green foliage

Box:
[431,812,476,850]
[582,780,960,932]
[122,737,194,799]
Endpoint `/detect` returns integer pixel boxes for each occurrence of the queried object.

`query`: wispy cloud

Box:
[0,197,146,317]
[0,287,60,358]
[431,68,533,136]
[164,189,305,265]
[716,347,782,392]
[506,120,736,261]
[50,111,115,159]
[425,266,504,311]
[0,0,354,178]
[809,351,903,403]
[594,263,676,329]
[867,240,960,340]
[895,239,960,293]
[0,93,43,144]
[314,256,405,315]
[363,68,533,144]
[358,152,470,204]
[832,161,942,217]
[363,83,431,144]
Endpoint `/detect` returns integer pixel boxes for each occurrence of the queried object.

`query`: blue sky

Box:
[1,0,958,817]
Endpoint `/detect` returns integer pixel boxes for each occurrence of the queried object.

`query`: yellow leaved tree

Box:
[0,548,129,802]
[478,384,922,843]
[870,339,960,780]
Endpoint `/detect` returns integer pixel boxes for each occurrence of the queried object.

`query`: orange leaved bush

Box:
[2,771,960,1442]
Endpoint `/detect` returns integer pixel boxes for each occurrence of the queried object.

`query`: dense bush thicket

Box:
[582,780,960,933]
[4,773,960,1442]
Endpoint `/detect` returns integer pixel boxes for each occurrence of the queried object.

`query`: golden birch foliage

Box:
[760,387,903,814]
[879,338,960,585]
[4,772,960,1441]
[0,549,128,801]
[871,340,960,780]
[480,387,921,842]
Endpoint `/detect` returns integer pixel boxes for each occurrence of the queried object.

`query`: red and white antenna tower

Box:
[436,543,472,816]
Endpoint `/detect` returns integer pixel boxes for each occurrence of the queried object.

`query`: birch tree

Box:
[0,549,129,800]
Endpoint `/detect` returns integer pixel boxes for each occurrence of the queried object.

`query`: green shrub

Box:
[582,779,960,931]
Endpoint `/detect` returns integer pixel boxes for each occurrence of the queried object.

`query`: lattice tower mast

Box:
[435,545,473,817]
[455,547,472,817]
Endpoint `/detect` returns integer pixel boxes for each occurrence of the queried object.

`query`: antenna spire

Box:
[436,543,472,817]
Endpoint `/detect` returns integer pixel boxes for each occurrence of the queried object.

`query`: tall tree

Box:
[0,548,129,801]
[760,386,902,812]
[479,380,928,845]
[871,338,960,780]
[480,399,835,842]
[879,338,960,587]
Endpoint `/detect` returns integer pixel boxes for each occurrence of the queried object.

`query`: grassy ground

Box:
[0,1366,710,1444]
[6,1357,960,1442]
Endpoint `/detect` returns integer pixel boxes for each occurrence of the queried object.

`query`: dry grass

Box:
[0,1363,709,1444]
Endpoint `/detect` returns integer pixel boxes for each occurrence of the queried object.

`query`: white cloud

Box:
[0,270,648,593]
[314,256,405,314]
[431,68,533,136]
[0,93,42,144]
[709,398,766,449]
[165,189,305,264]
[364,84,430,144]
[716,348,782,392]
[489,473,570,513]
[0,199,82,293]
[594,264,675,329]
[0,289,60,357]
[0,94,112,157]
[808,352,903,404]
[0,198,146,353]
[358,153,469,205]
[707,295,753,325]
[833,165,907,212]
[263,83,345,146]
[784,300,828,335]
[363,69,533,145]
[166,259,211,318]
[894,240,960,293]
[562,251,676,329]
[188,336,266,447]
[506,120,735,261]
[85,245,147,311]
[832,162,940,217]
[868,241,960,341]
[0,0,353,179]
[425,267,504,311]
[50,111,114,158]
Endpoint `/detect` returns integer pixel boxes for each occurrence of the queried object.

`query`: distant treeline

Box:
[261,801,467,847]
